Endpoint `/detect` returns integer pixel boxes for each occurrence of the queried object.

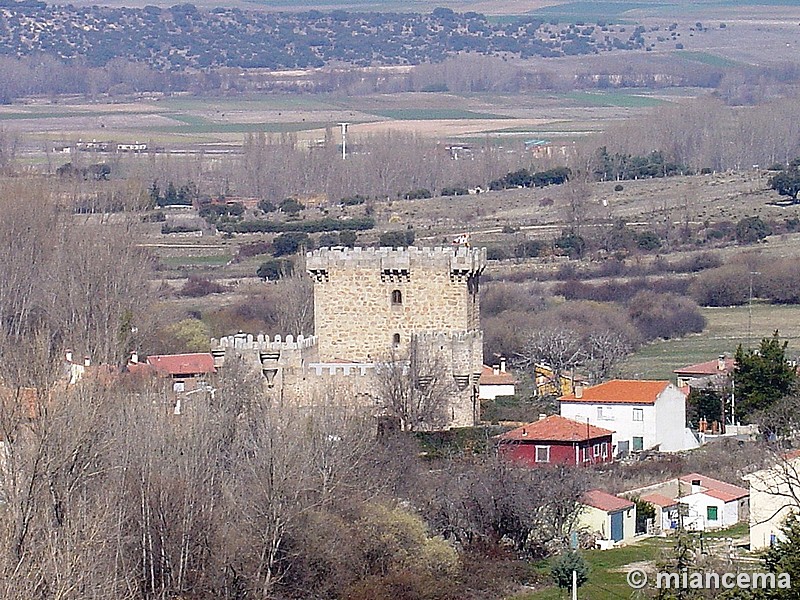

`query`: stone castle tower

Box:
[213,246,486,429]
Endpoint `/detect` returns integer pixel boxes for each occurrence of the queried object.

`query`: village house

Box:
[579,490,637,546]
[638,493,680,534]
[533,363,587,397]
[495,414,614,467]
[559,379,699,455]
[127,352,216,394]
[624,472,749,532]
[674,355,735,389]
[478,359,517,400]
[744,450,800,550]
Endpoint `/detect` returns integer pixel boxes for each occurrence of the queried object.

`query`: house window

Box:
[582,448,588,462]
[392,333,401,347]
[593,443,600,457]
[601,443,608,458]
[707,506,718,521]
[632,436,644,451]
[633,408,644,421]
[535,446,550,463]
[173,380,185,393]
[391,289,403,305]
[598,406,614,421]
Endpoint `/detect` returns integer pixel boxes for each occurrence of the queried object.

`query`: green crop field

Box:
[620,304,800,380]
[675,51,741,68]
[562,91,667,108]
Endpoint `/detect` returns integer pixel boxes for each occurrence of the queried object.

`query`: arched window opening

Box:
[391,289,403,305]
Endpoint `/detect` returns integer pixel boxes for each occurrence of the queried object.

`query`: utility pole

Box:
[338,122,349,160]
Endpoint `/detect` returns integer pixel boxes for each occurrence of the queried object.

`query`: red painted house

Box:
[495,415,614,467]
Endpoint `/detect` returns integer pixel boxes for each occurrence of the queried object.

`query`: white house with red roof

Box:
[559,379,699,456]
[478,359,517,400]
[579,490,636,545]
[623,472,749,533]
[677,473,750,531]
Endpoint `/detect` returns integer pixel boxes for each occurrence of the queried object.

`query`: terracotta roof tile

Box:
[641,493,679,508]
[480,364,518,385]
[496,415,613,443]
[679,473,748,502]
[583,489,634,512]
[674,358,735,376]
[560,380,672,404]
[146,353,216,376]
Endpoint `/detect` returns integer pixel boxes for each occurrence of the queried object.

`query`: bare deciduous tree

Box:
[375,337,455,432]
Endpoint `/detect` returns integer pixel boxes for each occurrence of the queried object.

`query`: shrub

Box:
[404,188,432,200]
[501,225,518,234]
[161,223,201,234]
[539,197,554,207]
[515,240,544,258]
[218,217,375,234]
[273,232,310,257]
[486,247,511,261]
[554,232,586,258]
[258,199,277,212]
[637,231,662,251]
[379,229,415,247]
[257,258,293,281]
[318,233,338,247]
[441,186,469,197]
[339,230,357,247]
[614,183,624,192]
[736,216,771,244]
[340,194,368,206]
[688,264,750,306]
[179,276,225,297]
[280,197,305,215]
[627,290,706,340]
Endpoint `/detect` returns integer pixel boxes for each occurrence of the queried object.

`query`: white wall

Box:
[680,493,739,531]
[746,460,800,551]
[561,383,693,454]
[479,383,515,400]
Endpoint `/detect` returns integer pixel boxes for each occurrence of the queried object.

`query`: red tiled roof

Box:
[674,358,735,376]
[583,489,634,512]
[145,353,216,376]
[679,473,748,502]
[641,493,679,508]
[496,415,613,443]
[560,380,672,405]
[480,364,518,385]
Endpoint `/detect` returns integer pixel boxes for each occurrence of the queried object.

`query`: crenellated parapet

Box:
[307,246,486,282]
[213,333,317,352]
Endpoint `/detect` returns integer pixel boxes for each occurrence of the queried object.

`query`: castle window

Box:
[391,289,403,305]
[392,333,401,347]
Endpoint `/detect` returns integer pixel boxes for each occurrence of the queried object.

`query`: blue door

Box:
[611,511,624,541]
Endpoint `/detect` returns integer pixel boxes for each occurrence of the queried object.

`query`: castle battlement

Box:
[306,246,487,276]
[308,362,376,376]
[212,333,318,352]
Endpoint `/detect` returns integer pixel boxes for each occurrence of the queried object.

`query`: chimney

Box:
[575,385,583,399]
[83,356,91,367]
[500,358,507,373]
[521,428,527,436]
[492,364,500,376]
[65,349,73,363]
[130,351,139,364]
[691,479,701,495]
[717,355,726,371]
[539,413,547,421]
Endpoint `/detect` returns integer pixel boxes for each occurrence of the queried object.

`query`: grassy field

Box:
[619,304,800,380]
[562,91,667,108]
[513,537,665,600]
[674,50,741,68]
